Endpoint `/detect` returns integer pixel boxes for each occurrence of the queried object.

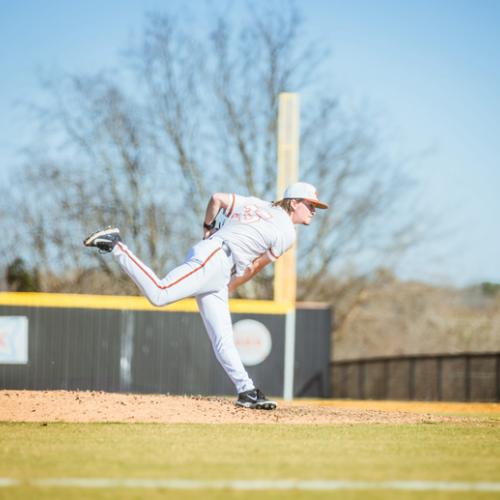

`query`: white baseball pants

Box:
[112,238,255,394]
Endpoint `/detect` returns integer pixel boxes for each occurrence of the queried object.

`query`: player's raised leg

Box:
[84,227,227,307]
[114,240,227,306]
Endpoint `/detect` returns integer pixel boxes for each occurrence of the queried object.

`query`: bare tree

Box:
[1,2,422,301]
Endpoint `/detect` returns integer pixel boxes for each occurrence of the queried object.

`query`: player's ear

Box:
[290,199,300,212]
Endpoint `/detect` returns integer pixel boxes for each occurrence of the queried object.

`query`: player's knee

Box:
[147,291,169,307]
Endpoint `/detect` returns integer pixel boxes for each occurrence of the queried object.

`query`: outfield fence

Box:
[0,293,331,398]
[331,352,500,402]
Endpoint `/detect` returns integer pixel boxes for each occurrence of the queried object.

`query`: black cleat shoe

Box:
[83,227,121,253]
[236,388,277,410]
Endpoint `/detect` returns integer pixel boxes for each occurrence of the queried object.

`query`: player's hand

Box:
[203,218,217,239]
[203,228,217,240]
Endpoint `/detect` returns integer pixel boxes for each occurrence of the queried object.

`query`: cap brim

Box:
[306,198,329,209]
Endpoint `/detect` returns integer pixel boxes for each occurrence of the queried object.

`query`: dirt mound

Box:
[0,390,463,424]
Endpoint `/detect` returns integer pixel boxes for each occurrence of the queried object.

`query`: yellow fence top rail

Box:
[0,292,293,315]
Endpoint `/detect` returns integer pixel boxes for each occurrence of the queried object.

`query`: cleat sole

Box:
[83,227,120,247]
[235,400,277,410]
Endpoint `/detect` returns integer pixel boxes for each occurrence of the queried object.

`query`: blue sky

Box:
[0,0,499,286]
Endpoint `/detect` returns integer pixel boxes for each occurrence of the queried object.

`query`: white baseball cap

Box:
[282,182,329,209]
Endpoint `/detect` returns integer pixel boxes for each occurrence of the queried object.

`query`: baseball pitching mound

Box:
[0,390,467,425]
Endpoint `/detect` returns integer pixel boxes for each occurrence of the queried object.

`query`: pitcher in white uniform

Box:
[84,182,328,409]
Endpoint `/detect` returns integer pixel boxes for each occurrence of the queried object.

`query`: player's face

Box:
[292,199,316,225]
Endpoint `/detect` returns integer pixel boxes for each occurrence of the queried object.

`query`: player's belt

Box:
[209,236,234,268]
[221,241,232,257]
[220,241,236,276]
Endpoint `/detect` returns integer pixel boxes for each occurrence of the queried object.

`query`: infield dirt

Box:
[2,390,496,424]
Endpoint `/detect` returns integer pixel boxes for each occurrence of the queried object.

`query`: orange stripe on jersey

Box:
[117,242,222,290]
[226,193,236,217]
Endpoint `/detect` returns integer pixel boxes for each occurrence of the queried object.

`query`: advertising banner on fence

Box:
[233,319,272,366]
[0,316,28,364]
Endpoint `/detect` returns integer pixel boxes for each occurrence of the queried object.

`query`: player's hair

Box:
[272,199,295,214]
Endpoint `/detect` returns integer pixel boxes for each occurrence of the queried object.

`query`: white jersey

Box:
[213,194,296,276]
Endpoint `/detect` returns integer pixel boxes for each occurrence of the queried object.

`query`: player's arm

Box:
[228,253,272,293]
[203,193,231,239]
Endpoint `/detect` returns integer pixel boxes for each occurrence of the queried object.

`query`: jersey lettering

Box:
[231,204,272,224]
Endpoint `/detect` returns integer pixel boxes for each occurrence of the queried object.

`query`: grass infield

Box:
[0,420,499,499]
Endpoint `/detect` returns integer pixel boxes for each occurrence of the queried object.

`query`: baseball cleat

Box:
[235,388,277,410]
[83,227,121,253]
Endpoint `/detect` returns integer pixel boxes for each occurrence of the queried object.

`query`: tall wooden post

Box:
[275,92,299,400]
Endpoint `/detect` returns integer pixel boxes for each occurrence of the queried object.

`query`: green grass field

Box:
[1,419,499,499]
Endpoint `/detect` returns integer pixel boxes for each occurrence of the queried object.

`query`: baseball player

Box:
[84,182,328,409]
